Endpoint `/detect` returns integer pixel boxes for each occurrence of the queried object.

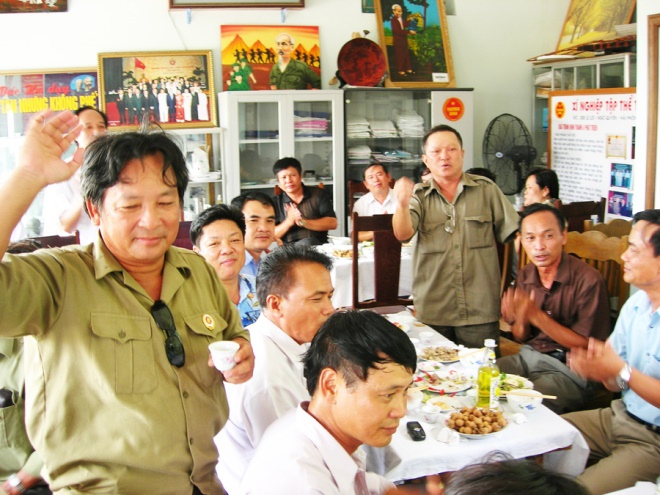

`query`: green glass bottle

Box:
[476,339,500,409]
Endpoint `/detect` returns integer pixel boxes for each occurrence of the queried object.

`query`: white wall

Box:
[0,0,568,164]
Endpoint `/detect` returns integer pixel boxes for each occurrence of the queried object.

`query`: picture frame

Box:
[374,0,455,88]
[0,0,67,13]
[556,0,636,52]
[98,50,217,130]
[220,25,321,91]
[170,0,303,8]
[0,67,98,138]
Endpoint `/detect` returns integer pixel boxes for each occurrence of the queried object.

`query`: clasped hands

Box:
[284,203,304,227]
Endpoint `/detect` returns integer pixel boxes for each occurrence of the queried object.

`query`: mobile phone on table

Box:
[406,421,426,441]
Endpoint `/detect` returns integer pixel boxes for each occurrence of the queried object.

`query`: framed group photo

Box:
[98,50,217,130]
[375,0,455,88]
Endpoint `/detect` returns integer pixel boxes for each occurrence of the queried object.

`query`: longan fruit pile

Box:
[446,406,507,435]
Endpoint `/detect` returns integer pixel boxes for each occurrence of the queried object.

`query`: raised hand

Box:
[18,110,83,187]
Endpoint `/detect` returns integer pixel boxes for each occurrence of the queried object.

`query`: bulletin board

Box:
[548,88,637,220]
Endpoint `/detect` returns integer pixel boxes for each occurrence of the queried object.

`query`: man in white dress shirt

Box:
[215,244,335,494]
[352,164,397,242]
[239,310,416,495]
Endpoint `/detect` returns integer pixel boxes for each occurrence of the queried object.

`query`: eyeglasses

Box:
[151,300,185,368]
[444,202,456,234]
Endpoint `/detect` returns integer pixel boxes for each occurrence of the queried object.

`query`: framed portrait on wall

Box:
[220,25,320,91]
[375,0,455,88]
[170,0,303,8]
[0,1,67,13]
[98,50,217,130]
[0,67,98,138]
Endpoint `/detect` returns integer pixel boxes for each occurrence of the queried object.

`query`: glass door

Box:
[238,100,281,193]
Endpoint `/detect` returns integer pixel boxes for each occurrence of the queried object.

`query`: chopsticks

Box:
[458,347,485,359]
[409,384,429,392]
[503,389,557,400]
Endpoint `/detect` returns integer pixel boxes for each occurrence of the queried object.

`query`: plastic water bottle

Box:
[477,339,500,409]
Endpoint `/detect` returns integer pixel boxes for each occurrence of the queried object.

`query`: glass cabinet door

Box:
[237,101,281,191]
[344,89,430,182]
[293,99,335,185]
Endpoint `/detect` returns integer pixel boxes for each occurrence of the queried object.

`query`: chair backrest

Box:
[351,212,409,309]
[584,218,632,238]
[559,198,606,232]
[32,231,80,248]
[172,221,193,250]
[564,230,629,316]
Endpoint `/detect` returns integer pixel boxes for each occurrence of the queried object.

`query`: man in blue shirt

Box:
[231,191,279,278]
[566,209,660,495]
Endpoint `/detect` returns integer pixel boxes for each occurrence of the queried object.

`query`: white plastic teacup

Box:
[421,404,441,424]
[420,331,435,346]
[209,341,239,372]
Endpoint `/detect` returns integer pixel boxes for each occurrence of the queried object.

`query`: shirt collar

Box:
[249,314,309,371]
[521,252,570,288]
[92,232,192,300]
[421,173,471,199]
[366,189,395,206]
[0,338,16,358]
[297,402,366,494]
[281,184,311,204]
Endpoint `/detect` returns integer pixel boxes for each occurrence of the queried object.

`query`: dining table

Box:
[376,309,590,483]
[318,243,414,308]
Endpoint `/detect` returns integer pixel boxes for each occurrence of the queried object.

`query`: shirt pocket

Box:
[417,220,450,254]
[0,395,29,449]
[465,215,494,249]
[643,352,660,378]
[90,314,157,395]
[183,311,228,388]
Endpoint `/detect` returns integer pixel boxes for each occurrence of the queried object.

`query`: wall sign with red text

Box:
[0,68,98,137]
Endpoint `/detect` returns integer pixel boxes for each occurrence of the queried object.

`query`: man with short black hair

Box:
[564,209,660,494]
[216,244,334,494]
[0,111,254,495]
[393,124,519,349]
[272,157,337,246]
[231,191,279,278]
[240,310,416,495]
[500,203,610,414]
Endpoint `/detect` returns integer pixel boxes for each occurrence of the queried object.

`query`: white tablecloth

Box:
[380,312,590,481]
[325,247,413,308]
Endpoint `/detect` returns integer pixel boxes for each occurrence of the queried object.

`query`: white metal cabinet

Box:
[219,90,345,236]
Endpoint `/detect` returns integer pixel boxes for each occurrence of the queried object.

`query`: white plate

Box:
[389,321,411,333]
[428,396,463,412]
[499,373,534,392]
[425,370,472,394]
[419,346,461,364]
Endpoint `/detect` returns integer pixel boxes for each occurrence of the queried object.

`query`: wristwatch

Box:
[299,218,307,228]
[616,362,632,390]
[6,474,26,494]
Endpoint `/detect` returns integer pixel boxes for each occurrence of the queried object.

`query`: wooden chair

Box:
[32,231,80,248]
[564,230,629,319]
[351,212,410,309]
[584,218,632,238]
[559,197,606,232]
[172,221,193,250]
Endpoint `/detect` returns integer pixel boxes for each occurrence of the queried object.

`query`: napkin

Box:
[434,427,460,445]
[510,413,528,425]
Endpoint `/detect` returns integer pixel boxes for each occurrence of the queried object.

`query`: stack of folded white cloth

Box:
[369,119,398,138]
[347,115,371,138]
[347,145,372,165]
[393,110,425,137]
